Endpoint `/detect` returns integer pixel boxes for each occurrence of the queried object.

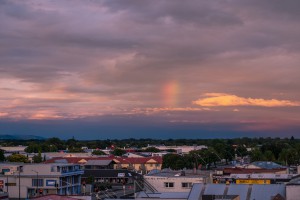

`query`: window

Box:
[182,182,193,188]
[32,179,43,187]
[164,182,174,188]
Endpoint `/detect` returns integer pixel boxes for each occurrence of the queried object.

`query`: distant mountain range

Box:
[0,134,45,140]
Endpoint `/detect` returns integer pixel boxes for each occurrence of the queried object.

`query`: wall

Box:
[286,185,300,200]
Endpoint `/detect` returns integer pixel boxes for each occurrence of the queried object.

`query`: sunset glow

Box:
[0,0,300,139]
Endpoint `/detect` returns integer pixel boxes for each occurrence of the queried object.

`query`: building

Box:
[0,163,83,199]
[214,165,290,184]
[147,145,207,154]
[245,161,287,170]
[113,157,162,174]
[143,169,211,193]
[82,169,142,186]
[286,175,300,200]
[134,183,286,200]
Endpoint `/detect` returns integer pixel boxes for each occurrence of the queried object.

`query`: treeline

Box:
[1,136,300,166]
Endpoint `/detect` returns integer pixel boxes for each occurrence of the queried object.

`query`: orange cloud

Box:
[193,93,300,107]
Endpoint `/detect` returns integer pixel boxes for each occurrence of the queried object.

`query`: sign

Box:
[118,173,125,177]
[236,179,270,184]
[5,183,16,186]
[46,180,56,186]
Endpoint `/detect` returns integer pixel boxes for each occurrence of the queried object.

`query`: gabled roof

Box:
[113,156,162,164]
[44,156,162,165]
[250,161,286,169]
[84,160,114,166]
[44,156,114,164]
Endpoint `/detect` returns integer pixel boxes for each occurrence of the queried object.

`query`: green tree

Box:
[25,144,41,153]
[144,147,160,152]
[162,154,182,169]
[279,148,298,166]
[264,150,275,161]
[46,137,65,150]
[32,151,43,163]
[250,149,265,162]
[92,150,106,155]
[111,148,126,156]
[0,150,5,161]
[7,154,28,163]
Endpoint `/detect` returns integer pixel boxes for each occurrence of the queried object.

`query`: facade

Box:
[134,183,286,200]
[113,157,162,174]
[45,156,162,174]
[0,163,83,199]
[82,169,142,186]
[143,170,211,193]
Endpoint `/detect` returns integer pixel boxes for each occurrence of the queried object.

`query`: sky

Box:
[0,0,300,140]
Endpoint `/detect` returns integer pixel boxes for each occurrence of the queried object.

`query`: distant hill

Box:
[0,134,45,140]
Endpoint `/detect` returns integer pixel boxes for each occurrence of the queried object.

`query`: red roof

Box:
[44,156,162,165]
[114,156,162,164]
[43,156,114,164]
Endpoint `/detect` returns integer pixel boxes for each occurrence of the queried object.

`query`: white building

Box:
[0,163,83,199]
[143,170,211,193]
[147,145,207,154]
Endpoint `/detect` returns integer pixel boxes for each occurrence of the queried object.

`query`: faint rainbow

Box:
[162,80,180,107]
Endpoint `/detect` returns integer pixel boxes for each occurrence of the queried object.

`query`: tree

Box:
[46,137,65,150]
[279,148,298,166]
[92,150,106,155]
[0,150,5,162]
[32,151,43,163]
[7,154,28,163]
[162,154,182,169]
[144,147,160,152]
[264,150,275,161]
[111,148,126,156]
[250,149,265,162]
[25,144,41,153]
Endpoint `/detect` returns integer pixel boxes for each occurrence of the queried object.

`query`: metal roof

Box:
[84,159,113,166]
[250,184,285,200]
[250,161,285,169]
[204,184,226,195]
[188,183,203,200]
[227,184,248,200]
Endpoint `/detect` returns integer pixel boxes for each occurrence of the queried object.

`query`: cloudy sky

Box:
[0,0,300,139]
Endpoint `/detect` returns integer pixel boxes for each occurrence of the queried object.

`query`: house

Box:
[44,156,163,174]
[113,157,162,174]
[44,156,115,169]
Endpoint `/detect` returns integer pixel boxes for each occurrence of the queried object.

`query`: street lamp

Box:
[32,170,39,196]
[17,166,23,200]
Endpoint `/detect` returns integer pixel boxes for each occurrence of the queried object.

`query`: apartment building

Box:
[0,163,83,199]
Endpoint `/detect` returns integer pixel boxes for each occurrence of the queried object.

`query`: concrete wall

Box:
[144,176,204,193]
[286,185,300,200]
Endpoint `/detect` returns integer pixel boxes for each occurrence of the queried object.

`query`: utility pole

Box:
[18,170,20,200]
